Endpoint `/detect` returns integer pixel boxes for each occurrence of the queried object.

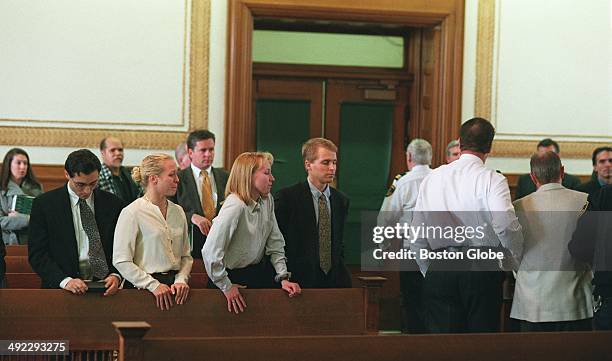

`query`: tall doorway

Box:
[255,76,410,263]
[225,0,464,171]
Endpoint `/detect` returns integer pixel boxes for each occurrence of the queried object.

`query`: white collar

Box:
[458,153,484,165]
[410,164,431,173]
[67,183,93,208]
[191,163,211,177]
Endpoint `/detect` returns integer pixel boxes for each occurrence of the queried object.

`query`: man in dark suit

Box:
[173,130,229,258]
[515,138,581,199]
[576,146,612,197]
[570,184,612,330]
[275,138,351,288]
[28,149,125,295]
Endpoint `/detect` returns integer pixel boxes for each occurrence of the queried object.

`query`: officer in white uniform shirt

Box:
[410,117,523,333]
[379,138,432,333]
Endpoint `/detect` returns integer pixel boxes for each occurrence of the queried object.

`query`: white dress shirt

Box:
[202,193,289,292]
[59,186,95,288]
[409,154,523,274]
[113,197,193,292]
[190,163,218,208]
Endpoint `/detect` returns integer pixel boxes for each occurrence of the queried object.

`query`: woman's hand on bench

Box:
[171,282,190,305]
[281,280,301,298]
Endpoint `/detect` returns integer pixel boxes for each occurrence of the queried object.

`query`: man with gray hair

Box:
[379,138,432,333]
[445,139,460,164]
[174,142,191,170]
[511,151,592,331]
[380,139,432,215]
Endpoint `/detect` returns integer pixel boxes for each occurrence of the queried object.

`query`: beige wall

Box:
[464,0,610,174]
[1,0,609,175]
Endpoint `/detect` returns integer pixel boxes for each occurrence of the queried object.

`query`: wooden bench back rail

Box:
[4,253,206,274]
[114,322,611,361]
[5,256,33,273]
[4,273,40,288]
[4,245,27,256]
[4,272,208,289]
[0,278,384,347]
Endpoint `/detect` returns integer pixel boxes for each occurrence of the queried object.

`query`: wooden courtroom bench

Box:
[3,247,209,288]
[113,322,611,361]
[4,245,397,328]
[4,269,208,289]
[2,253,392,309]
[0,277,385,351]
[5,255,34,273]
[5,245,27,256]
[4,272,40,288]
[5,247,205,274]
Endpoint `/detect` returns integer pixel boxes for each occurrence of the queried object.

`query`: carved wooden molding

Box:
[474,0,495,120]
[492,139,609,159]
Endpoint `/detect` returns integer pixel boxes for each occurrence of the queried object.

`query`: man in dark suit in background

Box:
[173,130,229,259]
[275,138,351,288]
[28,149,125,295]
[576,146,612,197]
[97,136,141,203]
[515,138,581,199]
[570,184,612,330]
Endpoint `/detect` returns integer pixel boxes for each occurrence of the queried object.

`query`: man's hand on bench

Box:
[224,284,247,314]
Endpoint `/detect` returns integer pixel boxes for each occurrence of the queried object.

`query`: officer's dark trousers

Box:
[421,258,504,333]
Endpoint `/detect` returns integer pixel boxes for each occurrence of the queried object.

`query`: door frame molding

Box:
[225,0,465,168]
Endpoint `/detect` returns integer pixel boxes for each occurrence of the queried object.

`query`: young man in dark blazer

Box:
[28,149,125,295]
[275,138,351,288]
[173,130,229,258]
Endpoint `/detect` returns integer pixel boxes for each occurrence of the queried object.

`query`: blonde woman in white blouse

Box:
[203,152,301,314]
[113,154,193,310]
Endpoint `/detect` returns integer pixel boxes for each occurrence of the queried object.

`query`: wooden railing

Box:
[0,278,385,342]
[5,245,401,329]
[112,322,611,361]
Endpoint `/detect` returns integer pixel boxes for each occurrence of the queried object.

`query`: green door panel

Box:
[256,99,311,194]
[337,102,394,264]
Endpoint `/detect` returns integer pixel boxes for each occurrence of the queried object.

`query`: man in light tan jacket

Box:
[511,151,592,331]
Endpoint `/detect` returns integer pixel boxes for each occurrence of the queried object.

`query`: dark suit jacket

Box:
[274,181,351,288]
[515,172,582,200]
[173,166,229,258]
[28,185,126,288]
[569,185,612,297]
[576,179,603,198]
[117,166,141,203]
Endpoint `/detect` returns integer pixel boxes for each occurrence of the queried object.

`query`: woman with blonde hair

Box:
[113,154,193,310]
[203,151,301,314]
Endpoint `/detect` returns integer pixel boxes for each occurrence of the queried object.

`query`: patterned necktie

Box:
[78,198,109,280]
[318,194,332,274]
[201,170,216,220]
